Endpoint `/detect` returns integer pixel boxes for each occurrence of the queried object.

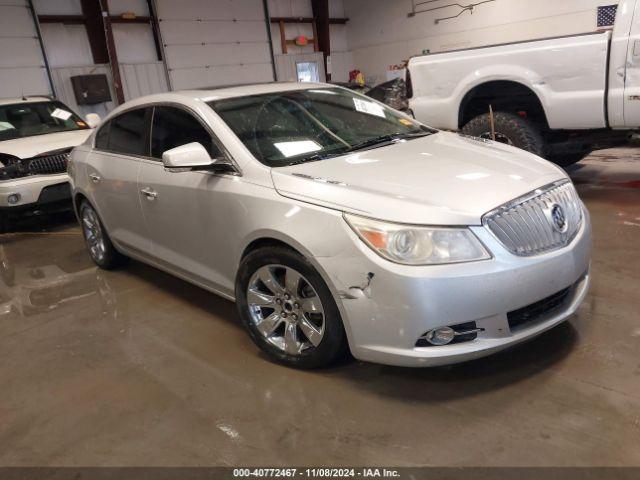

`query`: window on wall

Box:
[296,62,320,83]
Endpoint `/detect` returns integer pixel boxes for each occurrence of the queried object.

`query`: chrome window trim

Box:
[91,101,243,176]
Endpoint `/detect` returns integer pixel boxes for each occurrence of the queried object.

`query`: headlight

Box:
[344,214,491,265]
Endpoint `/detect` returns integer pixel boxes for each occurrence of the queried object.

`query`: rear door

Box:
[87,107,152,255]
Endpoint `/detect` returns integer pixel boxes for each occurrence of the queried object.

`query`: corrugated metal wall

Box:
[155,0,275,90]
[119,62,169,101]
[0,0,51,99]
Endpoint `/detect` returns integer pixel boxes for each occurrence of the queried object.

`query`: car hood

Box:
[271,131,567,225]
[0,130,92,159]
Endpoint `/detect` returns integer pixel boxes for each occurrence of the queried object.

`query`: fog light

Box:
[7,193,21,205]
[426,326,455,346]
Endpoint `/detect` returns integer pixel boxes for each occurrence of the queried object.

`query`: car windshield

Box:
[209,87,434,167]
[0,101,89,141]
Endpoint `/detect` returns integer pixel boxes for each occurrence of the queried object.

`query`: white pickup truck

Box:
[407,0,640,165]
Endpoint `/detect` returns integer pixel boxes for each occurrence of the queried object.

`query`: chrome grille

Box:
[26,152,70,175]
[483,180,583,256]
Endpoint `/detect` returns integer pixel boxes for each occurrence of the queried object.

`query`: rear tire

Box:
[79,200,127,269]
[462,112,545,157]
[236,246,348,368]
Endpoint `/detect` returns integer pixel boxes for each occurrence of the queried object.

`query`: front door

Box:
[137,105,235,295]
[86,107,151,255]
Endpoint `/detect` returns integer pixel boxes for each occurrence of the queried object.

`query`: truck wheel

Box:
[462,112,545,157]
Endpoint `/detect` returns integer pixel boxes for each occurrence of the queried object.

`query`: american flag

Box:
[597,4,618,28]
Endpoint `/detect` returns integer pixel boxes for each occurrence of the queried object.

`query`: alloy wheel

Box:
[247,264,325,355]
[81,206,106,263]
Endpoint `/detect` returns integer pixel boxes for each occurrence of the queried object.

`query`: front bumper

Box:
[318,208,592,367]
[0,174,72,214]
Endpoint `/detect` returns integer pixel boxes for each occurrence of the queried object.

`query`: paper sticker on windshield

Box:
[51,108,72,121]
[274,140,321,158]
[0,121,15,131]
[353,98,385,118]
[398,118,413,126]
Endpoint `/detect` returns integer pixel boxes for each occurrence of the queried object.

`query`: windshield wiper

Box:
[345,131,432,153]
[287,151,343,166]
[285,131,432,166]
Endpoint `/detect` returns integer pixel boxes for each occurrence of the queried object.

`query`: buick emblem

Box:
[550,204,568,233]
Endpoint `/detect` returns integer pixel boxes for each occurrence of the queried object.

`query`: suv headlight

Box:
[344,214,491,265]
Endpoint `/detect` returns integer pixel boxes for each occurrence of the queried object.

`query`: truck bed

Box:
[409,31,611,131]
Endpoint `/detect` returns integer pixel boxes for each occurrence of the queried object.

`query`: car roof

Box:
[107,82,336,113]
[0,96,54,106]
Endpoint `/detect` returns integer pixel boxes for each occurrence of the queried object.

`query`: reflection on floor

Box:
[0,148,639,467]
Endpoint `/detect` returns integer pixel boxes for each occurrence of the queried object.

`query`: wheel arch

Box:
[458,80,548,130]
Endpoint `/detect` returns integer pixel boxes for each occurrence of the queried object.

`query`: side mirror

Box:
[162,142,235,173]
[85,113,101,128]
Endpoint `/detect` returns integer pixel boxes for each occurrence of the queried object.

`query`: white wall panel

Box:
[112,24,158,64]
[0,1,51,98]
[119,62,168,101]
[161,19,268,44]
[165,43,272,69]
[31,0,81,15]
[169,63,273,89]
[157,0,266,20]
[345,0,621,84]
[156,0,275,89]
[40,23,93,67]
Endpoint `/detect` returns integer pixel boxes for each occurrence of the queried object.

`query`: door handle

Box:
[89,173,102,184]
[140,187,157,200]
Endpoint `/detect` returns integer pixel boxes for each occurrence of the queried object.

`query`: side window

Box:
[107,108,150,156]
[94,122,110,150]
[151,106,222,159]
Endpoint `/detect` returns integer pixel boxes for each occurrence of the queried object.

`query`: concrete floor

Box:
[0,148,639,467]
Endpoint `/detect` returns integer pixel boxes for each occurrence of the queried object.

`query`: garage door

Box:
[155,0,275,90]
[0,0,51,98]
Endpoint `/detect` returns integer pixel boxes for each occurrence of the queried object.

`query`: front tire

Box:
[462,111,545,157]
[79,200,127,269]
[236,246,348,368]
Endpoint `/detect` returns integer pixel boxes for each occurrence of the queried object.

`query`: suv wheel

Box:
[236,246,348,368]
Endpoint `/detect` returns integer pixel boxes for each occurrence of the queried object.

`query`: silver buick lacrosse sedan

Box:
[69,83,591,368]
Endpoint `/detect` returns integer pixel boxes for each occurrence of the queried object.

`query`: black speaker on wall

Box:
[70,74,112,105]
